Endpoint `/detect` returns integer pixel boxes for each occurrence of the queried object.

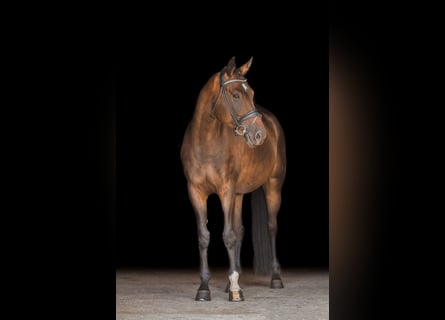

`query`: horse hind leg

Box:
[268,212,284,289]
[253,185,284,289]
[266,187,284,289]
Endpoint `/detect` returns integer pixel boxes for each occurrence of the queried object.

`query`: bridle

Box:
[211,69,262,136]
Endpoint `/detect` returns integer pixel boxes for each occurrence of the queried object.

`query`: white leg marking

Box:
[229,271,241,291]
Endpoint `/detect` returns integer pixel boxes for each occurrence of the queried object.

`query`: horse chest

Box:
[193,156,267,193]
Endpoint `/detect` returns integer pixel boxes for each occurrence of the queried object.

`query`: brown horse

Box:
[180,56,286,302]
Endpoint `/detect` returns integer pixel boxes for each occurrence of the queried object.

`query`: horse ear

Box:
[226,56,237,76]
[238,56,253,76]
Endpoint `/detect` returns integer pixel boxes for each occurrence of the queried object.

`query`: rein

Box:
[211,69,262,136]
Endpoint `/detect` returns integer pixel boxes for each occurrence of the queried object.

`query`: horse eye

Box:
[233,93,240,99]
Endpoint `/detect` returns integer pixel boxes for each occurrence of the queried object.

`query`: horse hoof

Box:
[271,278,284,289]
[195,289,211,301]
[229,290,244,302]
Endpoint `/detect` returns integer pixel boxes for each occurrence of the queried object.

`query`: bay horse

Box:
[180,56,286,302]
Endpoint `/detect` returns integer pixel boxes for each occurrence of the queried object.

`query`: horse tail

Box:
[251,187,273,276]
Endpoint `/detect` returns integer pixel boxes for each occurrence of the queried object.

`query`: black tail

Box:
[251,187,272,276]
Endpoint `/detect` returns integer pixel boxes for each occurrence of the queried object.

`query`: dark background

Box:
[329,3,444,319]
[8,3,442,319]
[82,9,439,319]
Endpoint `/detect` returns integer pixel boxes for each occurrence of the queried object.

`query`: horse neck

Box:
[191,77,228,135]
[191,101,229,140]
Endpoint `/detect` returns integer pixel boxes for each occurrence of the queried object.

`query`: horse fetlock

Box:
[228,271,241,291]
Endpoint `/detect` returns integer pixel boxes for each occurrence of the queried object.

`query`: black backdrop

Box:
[12,4,441,320]
[79,6,444,319]
[116,39,328,269]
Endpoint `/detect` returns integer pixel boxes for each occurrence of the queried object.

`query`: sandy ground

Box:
[117,267,329,320]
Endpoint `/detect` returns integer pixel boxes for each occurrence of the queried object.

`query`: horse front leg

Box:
[221,192,244,301]
[188,184,211,301]
[225,194,244,294]
[233,194,244,272]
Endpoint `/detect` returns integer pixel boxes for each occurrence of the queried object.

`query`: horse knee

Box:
[198,229,210,249]
[223,230,237,249]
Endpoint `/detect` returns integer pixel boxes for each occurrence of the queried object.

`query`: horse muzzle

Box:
[244,127,266,147]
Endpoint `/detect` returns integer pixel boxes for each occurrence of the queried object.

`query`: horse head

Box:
[211,56,266,147]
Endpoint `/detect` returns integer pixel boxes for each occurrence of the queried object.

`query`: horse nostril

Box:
[255,130,264,144]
